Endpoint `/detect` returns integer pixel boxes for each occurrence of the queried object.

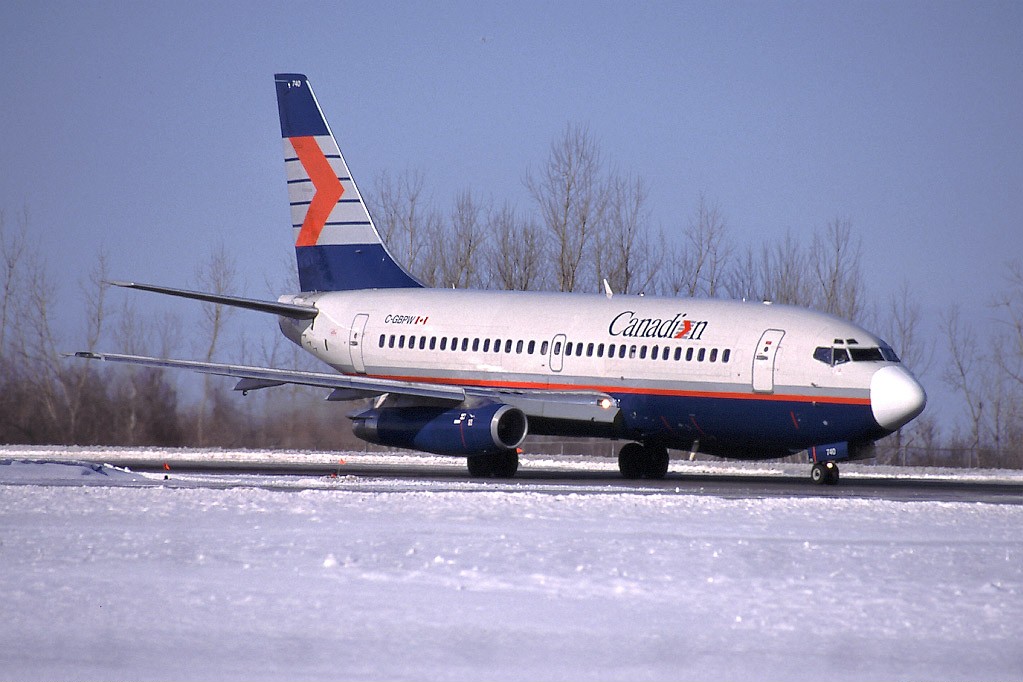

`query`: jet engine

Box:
[351,403,528,456]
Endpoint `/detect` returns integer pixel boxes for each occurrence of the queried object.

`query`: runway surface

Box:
[4,445,1021,504]
[13,447,1017,506]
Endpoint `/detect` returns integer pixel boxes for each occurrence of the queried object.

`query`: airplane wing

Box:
[69,352,620,424]
[70,352,466,402]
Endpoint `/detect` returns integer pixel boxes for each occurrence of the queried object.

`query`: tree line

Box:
[1,125,1020,468]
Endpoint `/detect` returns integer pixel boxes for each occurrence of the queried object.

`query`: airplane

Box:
[71,73,927,485]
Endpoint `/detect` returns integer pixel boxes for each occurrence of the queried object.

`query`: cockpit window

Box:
[849,347,884,362]
[814,344,899,366]
[879,343,900,362]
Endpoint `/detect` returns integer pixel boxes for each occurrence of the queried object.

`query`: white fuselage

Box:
[278,288,918,458]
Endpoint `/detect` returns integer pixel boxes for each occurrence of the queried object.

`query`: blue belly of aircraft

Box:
[614,393,883,457]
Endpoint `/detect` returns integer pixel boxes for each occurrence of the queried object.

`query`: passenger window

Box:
[710,348,718,362]
[553,341,562,355]
[608,343,616,358]
[494,338,501,351]
[398,336,405,349]
[528,340,536,354]
[472,338,479,352]
[651,345,659,359]
[408,335,416,348]
[388,335,395,349]
[722,349,730,363]
[639,346,647,360]
[483,339,490,352]
[619,345,627,359]
[587,343,594,357]
[686,348,694,361]
[674,347,682,361]
[597,343,604,357]
[505,339,512,353]
[565,342,573,356]
[541,341,549,355]
[629,345,637,359]
[439,338,447,351]
[379,334,386,348]
[516,340,524,354]
[419,337,427,350]
[662,347,670,360]
[698,348,706,362]
[429,337,436,350]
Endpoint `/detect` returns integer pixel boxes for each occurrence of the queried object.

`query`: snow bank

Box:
[0,459,149,485]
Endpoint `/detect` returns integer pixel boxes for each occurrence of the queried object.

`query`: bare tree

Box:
[756,230,813,306]
[721,244,759,302]
[526,124,607,292]
[487,204,548,291]
[883,280,933,377]
[942,306,984,462]
[810,218,864,320]
[596,174,657,295]
[993,259,1023,389]
[435,190,488,289]
[664,195,732,298]
[0,209,29,360]
[193,243,238,445]
[876,280,934,463]
[369,168,442,283]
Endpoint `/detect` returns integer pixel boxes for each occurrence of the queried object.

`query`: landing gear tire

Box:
[647,445,670,479]
[467,450,519,478]
[618,443,670,480]
[467,455,493,477]
[492,450,519,478]
[811,462,840,485]
[618,443,646,479]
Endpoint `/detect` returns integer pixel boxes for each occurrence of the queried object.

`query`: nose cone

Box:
[870,365,927,431]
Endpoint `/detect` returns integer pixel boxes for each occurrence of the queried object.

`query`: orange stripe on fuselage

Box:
[291,136,344,247]
[362,372,871,406]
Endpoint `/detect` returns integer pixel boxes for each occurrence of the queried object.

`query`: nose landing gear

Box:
[811,461,840,485]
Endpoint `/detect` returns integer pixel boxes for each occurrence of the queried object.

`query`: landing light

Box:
[599,398,613,409]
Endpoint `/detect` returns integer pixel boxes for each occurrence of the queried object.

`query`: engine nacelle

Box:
[808,440,876,463]
[351,403,528,456]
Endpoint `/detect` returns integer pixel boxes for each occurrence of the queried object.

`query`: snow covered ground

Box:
[1,449,1021,681]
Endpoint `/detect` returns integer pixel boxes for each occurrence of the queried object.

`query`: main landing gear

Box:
[466,450,519,478]
[810,461,840,485]
[618,442,670,480]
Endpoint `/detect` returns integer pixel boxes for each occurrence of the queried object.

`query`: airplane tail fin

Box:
[274,73,421,292]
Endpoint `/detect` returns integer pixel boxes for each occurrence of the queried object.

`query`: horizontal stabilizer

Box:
[109,281,318,319]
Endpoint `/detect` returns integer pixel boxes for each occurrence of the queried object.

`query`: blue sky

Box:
[2,1,1021,431]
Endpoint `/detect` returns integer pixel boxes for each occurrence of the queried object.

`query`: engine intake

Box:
[351,403,528,456]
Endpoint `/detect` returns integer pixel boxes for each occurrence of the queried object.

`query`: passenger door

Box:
[752,329,785,393]
[349,314,369,374]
